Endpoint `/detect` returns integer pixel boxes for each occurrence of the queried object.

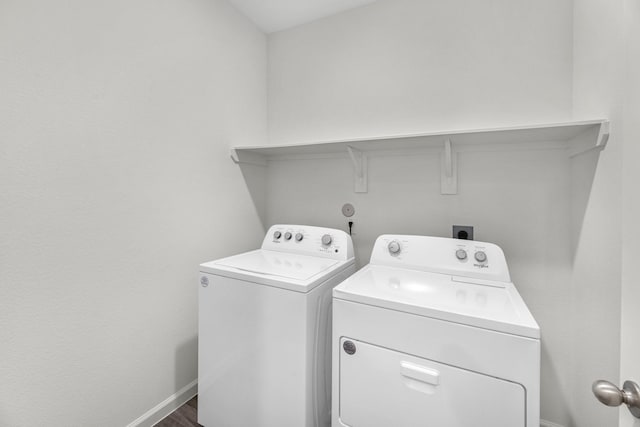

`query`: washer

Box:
[332,234,540,427]
[198,224,355,427]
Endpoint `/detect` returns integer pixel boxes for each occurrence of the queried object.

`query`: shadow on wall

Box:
[567,130,620,427]
[175,335,198,393]
[570,126,603,263]
[541,341,576,427]
[236,159,268,231]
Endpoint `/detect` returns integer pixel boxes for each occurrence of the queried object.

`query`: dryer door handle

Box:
[400,361,440,386]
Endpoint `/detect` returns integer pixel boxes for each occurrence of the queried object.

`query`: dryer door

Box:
[338,338,526,427]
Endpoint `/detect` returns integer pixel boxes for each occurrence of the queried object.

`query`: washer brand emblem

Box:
[343,340,356,355]
[200,276,209,287]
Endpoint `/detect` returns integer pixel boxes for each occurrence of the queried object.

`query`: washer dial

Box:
[321,234,332,246]
[456,249,467,260]
[388,240,401,255]
[474,251,487,263]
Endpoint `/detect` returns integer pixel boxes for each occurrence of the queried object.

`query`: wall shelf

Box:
[231,119,609,194]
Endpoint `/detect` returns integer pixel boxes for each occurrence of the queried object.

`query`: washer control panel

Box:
[263,224,354,261]
[371,234,510,283]
[454,244,489,268]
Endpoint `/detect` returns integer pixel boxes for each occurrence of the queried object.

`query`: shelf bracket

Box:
[568,120,611,157]
[347,146,368,193]
[596,120,610,149]
[230,148,267,166]
[441,139,458,195]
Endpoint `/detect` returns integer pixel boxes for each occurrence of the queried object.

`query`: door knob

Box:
[592,380,640,418]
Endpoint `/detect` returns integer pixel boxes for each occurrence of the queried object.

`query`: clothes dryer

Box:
[332,234,539,427]
[199,224,355,427]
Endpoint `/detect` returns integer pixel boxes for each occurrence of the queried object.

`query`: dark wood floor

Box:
[155,395,201,427]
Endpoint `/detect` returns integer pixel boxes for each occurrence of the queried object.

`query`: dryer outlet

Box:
[453,225,474,240]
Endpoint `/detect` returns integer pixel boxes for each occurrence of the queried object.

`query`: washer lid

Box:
[333,265,539,339]
[210,249,340,281]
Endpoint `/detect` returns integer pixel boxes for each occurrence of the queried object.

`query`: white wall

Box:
[571,0,625,425]
[620,0,640,425]
[268,0,573,145]
[0,1,267,425]
[266,0,581,425]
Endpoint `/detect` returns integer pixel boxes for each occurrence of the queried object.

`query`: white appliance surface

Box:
[332,234,540,427]
[200,224,354,292]
[215,250,339,280]
[333,264,539,338]
[339,338,525,427]
[199,224,355,427]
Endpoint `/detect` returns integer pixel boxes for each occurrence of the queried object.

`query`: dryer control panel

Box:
[263,224,354,261]
[370,235,510,283]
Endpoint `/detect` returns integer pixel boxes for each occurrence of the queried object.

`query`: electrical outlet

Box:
[453,225,474,240]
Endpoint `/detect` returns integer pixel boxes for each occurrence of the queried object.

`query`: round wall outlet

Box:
[342,203,355,217]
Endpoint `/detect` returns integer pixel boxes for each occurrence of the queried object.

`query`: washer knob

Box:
[284,232,292,240]
[388,240,401,255]
[321,234,332,246]
[474,251,487,263]
[456,249,467,260]
[295,233,304,242]
[273,231,282,239]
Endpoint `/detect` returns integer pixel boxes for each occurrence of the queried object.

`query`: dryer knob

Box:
[295,233,304,242]
[388,240,401,255]
[475,251,487,263]
[321,234,332,246]
[273,231,282,239]
[284,232,292,240]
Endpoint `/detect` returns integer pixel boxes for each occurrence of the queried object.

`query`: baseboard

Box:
[126,384,558,427]
[540,420,565,427]
[126,379,198,427]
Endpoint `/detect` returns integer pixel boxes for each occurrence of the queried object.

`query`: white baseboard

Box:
[126,385,559,427]
[541,420,565,427]
[126,379,198,427]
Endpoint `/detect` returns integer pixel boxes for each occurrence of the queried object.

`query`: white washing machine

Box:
[198,224,355,427]
[332,234,540,427]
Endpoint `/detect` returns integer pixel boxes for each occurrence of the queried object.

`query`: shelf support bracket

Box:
[347,146,368,193]
[568,120,611,158]
[596,120,610,149]
[230,148,267,166]
[441,139,458,195]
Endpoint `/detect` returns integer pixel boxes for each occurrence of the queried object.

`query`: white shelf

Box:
[231,119,609,194]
